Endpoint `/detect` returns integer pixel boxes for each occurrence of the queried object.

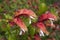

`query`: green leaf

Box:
[19,32,28,40]
[8,35,17,40]
[38,3,48,15]
[4,14,13,19]
[28,25,36,37]
[0,7,4,13]
[50,7,58,17]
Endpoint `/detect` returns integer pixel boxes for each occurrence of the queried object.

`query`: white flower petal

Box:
[49,18,54,26]
[21,28,25,33]
[30,16,35,19]
[29,18,31,24]
[19,30,23,35]
[49,18,54,20]
[39,30,44,36]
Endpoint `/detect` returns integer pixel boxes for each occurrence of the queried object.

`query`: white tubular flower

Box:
[29,18,31,24]
[19,30,23,35]
[49,18,54,20]
[21,28,25,33]
[30,16,35,20]
[39,30,44,36]
[49,18,54,26]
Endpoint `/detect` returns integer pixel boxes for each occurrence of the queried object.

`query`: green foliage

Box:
[19,32,28,40]
[28,25,36,37]
[38,3,48,15]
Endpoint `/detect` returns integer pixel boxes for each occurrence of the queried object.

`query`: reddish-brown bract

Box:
[13,17,28,32]
[14,9,37,18]
[36,22,49,35]
[38,12,57,22]
[13,9,37,32]
[34,34,41,40]
[9,21,15,27]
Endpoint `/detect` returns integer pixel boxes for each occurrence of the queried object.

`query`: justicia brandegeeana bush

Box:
[8,9,58,40]
[0,0,60,40]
